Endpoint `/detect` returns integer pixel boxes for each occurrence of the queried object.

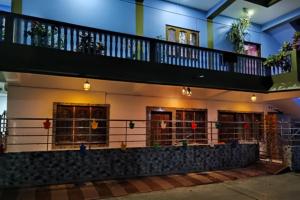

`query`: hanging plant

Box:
[160,120,167,129]
[191,121,197,130]
[215,122,222,129]
[264,42,293,72]
[292,31,300,50]
[43,119,51,129]
[91,120,98,130]
[227,15,250,54]
[121,141,127,151]
[182,139,188,147]
[129,121,135,129]
[153,142,161,149]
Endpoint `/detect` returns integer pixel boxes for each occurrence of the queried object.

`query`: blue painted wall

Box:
[0,4,10,11]
[22,0,136,35]
[268,23,295,46]
[20,0,285,57]
[213,15,280,57]
[143,0,208,47]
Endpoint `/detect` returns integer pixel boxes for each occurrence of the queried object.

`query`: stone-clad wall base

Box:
[0,144,259,188]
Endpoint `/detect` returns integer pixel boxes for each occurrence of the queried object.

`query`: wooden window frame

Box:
[146,106,207,146]
[217,110,264,143]
[166,25,200,47]
[52,102,110,149]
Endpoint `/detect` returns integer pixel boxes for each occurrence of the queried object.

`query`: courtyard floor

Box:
[0,162,295,200]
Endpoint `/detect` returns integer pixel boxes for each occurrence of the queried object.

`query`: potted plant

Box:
[292,31,300,50]
[77,33,106,55]
[227,15,250,54]
[27,21,52,47]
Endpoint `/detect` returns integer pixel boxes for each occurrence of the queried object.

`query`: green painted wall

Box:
[207,19,214,48]
[270,50,300,91]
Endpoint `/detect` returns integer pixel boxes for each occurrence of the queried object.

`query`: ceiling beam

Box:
[206,0,236,19]
[262,7,300,31]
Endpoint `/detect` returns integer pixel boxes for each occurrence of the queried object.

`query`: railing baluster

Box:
[76,29,79,52]
[125,37,128,58]
[104,34,107,56]
[70,28,74,51]
[92,32,96,55]
[22,20,28,45]
[120,36,124,58]
[115,35,118,57]
[64,27,67,51]
[110,35,113,57]
[57,26,61,49]
[0,16,3,42]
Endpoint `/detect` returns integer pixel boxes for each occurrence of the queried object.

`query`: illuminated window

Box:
[53,103,109,147]
[166,25,199,46]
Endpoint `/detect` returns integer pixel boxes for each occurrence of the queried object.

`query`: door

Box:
[151,111,172,146]
[265,113,283,161]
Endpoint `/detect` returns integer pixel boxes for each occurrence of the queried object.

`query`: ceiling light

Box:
[251,94,257,102]
[248,9,254,17]
[243,7,254,17]
[83,80,91,91]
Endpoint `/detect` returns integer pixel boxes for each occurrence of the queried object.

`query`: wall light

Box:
[251,94,257,102]
[83,80,91,91]
[182,87,192,97]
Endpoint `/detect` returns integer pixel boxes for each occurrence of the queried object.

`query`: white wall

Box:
[7,85,267,152]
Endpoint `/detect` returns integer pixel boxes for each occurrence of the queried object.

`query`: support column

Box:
[136,0,144,36]
[207,19,214,49]
[12,0,22,14]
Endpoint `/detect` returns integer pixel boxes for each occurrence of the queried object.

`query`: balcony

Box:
[0,11,277,92]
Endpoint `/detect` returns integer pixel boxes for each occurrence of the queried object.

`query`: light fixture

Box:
[182,87,187,95]
[182,87,192,97]
[251,94,257,102]
[243,7,254,17]
[83,80,91,91]
[186,87,192,96]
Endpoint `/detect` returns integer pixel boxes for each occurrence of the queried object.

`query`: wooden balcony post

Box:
[4,14,14,44]
[150,39,157,63]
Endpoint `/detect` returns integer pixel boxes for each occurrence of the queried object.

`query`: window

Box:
[218,111,263,143]
[176,110,207,144]
[53,103,109,147]
[244,42,261,57]
[147,107,207,146]
[166,25,199,46]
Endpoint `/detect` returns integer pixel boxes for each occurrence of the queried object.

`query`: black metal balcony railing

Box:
[0,11,276,77]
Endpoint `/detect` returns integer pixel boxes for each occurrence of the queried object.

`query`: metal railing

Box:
[0,11,274,76]
[0,117,268,153]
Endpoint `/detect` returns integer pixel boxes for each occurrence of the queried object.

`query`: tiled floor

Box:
[0,163,278,200]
